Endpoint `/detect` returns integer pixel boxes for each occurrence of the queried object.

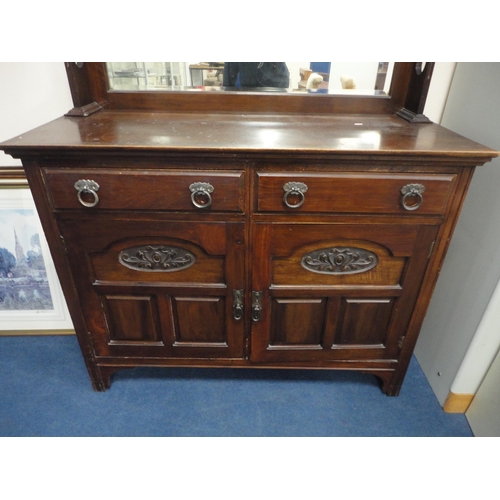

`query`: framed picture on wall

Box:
[0,168,74,335]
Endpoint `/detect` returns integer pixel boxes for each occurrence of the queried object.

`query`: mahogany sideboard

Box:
[1,108,497,395]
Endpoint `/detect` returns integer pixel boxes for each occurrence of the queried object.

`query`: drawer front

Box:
[44,168,245,212]
[256,172,456,215]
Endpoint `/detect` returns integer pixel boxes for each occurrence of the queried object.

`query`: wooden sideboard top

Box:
[1,110,497,163]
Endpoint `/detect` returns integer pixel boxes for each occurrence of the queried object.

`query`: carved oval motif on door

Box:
[118,245,196,272]
[301,246,378,275]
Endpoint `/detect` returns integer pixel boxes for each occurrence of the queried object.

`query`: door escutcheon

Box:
[252,291,263,322]
[233,289,244,321]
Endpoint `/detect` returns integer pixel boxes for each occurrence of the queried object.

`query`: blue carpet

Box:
[0,335,473,436]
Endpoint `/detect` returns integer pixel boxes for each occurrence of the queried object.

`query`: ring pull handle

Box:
[401,183,425,211]
[233,289,244,321]
[190,182,214,209]
[283,182,308,209]
[74,179,100,208]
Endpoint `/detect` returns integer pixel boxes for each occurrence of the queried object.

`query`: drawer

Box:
[44,168,245,212]
[255,172,456,215]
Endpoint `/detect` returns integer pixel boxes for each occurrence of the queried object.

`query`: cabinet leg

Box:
[91,366,134,391]
[372,371,401,397]
[90,366,117,392]
[382,382,402,397]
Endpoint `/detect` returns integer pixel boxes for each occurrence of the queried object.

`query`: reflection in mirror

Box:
[106,62,393,96]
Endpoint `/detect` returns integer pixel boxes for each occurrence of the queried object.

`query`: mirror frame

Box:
[64,62,434,120]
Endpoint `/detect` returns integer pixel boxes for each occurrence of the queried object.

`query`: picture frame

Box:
[0,167,74,335]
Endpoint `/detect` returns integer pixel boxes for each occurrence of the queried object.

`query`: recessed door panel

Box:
[334,298,394,345]
[172,296,227,345]
[56,218,230,285]
[273,239,405,287]
[90,238,226,285]
[104,295,162,343]
[268,224,421,287]
[270,298,326,347]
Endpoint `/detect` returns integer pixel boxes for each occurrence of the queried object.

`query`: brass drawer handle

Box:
[283,182,308,209]
[190,182,214,209]
[233,289,244,321]
[74,179,100,207]
[252,291,263,322]
[401,183,425,211]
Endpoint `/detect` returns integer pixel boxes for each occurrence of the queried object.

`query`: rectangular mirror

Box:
[65,62,427,118]
[105,62,394,96]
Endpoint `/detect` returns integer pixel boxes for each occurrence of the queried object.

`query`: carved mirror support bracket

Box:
[65,101,105,117]
[396,62,435,123]
[396,107,432,123]
[64,62,107,117]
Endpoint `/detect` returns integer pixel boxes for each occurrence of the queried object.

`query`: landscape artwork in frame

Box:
[0,181,73,334]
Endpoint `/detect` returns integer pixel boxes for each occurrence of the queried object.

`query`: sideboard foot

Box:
[91,366,118,391]
[371,371,402,397]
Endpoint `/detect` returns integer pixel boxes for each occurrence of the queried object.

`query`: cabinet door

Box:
[57,216,245,359]
[250,222,438,363]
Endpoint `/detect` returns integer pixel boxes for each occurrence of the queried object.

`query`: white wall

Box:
[424,63,456,123]
[466,342,500,435]
[0,62,73,166]
[415,63,500,404]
